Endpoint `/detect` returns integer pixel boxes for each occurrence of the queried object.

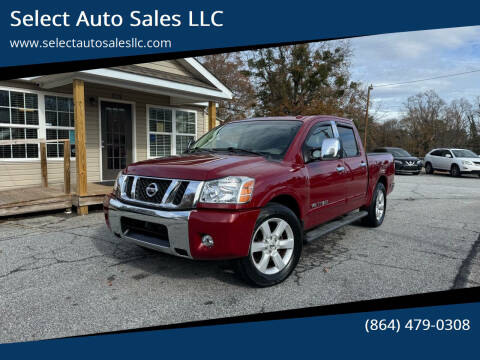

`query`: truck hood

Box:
[125,153,279,180]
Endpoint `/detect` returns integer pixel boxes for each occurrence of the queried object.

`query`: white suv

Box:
[424,148,480,177]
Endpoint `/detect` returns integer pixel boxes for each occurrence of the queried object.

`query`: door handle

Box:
[336,166,345,172]
[360,161,367,167]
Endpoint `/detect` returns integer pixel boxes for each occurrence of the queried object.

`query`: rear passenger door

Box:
[336,124,368,211]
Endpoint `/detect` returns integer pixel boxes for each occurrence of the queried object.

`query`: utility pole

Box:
[364,84,373,151]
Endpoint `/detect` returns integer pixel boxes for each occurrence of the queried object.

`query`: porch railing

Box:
[0,138,71,194]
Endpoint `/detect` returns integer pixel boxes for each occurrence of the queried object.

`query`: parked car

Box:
[424,148,480,177]
[104,116,395,286]
[372,147,422,175]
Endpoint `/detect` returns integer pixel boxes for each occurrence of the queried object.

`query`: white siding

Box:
[0,81,207,190]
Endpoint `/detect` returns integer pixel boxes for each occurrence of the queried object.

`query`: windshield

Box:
[452,149,479,158]
[387,148,411,157]
[190,120,303,160]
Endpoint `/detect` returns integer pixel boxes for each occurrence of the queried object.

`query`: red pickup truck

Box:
[104,116,394,286]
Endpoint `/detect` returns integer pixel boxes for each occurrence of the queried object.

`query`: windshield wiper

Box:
[187,147,214,154]
[211,147,269,157]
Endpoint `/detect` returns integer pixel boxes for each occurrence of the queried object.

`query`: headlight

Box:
[199,176,255,204]
[462,160,473,166]
[394,160,402,165]
[113,171,126,196]
[417,160,423,164]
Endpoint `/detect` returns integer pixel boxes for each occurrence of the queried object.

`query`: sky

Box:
[348,26,480,121]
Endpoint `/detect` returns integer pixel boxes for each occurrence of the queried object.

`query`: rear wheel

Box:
[425,162,434,174]
[450,164,461,177]
[362,182,386,227]
[236,203,302,287]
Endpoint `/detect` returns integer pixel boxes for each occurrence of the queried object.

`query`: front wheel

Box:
[362,182,386,227]
[236,203,303,287]
[450,164,461,177]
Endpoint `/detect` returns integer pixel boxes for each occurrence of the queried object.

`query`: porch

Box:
[0,58,230,217]
[0,182,112,217]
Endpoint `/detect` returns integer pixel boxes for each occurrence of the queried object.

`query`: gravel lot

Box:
[1,173,479,343]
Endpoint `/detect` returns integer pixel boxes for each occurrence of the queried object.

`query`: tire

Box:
[450,164,461,177]
[425,162,434,174]
[362,182,386,227]
[236,203,303,287]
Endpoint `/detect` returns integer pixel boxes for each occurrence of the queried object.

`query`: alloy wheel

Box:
[250,218,294,275]
[375,190,385,221]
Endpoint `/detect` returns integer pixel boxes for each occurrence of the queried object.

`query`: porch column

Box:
[73,79,88,215]
[208,101,216,130]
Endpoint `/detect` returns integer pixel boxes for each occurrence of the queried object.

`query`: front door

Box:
[303,122,350,229]
[101,101,133,181]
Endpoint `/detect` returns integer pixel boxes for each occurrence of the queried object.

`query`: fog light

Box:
[202,234,214,247]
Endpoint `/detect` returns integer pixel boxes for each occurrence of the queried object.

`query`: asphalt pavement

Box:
[1,172,479,343]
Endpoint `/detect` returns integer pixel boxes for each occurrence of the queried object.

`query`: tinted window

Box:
[305,124,334,148]
[373,148,386,153]
[337,126,359,157]
[303,124,334,162]
[431,150,442,156]
[452,149,478,158]
[387,148,411,157]
[192,120,302,160]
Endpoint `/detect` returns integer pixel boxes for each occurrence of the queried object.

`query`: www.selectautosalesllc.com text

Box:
[10,37,172,49]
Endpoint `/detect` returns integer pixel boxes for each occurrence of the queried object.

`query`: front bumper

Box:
[460,164,480,174]
[104,195,260,260]
[394,164,422,174]
[395,168,421,174]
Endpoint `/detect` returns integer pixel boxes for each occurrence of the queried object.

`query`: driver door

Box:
[303,122,349,229]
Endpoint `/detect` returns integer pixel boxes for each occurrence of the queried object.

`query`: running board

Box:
[304,210,368,243]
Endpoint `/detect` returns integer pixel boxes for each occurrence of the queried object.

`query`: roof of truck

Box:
[233,115,354,124]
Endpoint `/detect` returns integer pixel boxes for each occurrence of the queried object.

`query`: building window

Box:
[148,107,196,158]
[45,95,75,158]
[149,108,172,157]
[175,110,196,154]
[0,90,39,159]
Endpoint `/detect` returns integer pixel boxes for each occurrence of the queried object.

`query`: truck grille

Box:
[136,178,172,203]
[119,176,203,210]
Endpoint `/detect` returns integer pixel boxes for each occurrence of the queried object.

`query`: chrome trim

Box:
[330,120,340,138]
[161,180,180,203]
[107,197,192,258]
[131,176,138,199]
[360,161,367,167]
[120,175,204,210]
[118,175,127,197]
[336,166,345,172]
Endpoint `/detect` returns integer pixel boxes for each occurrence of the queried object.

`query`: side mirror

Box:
[312,138,341,160]
[445,153,452,158]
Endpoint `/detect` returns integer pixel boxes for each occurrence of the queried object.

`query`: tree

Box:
[200,53,255,122]
[401,90,447,155]
[245,42,362,116]
[374,91,479,156]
